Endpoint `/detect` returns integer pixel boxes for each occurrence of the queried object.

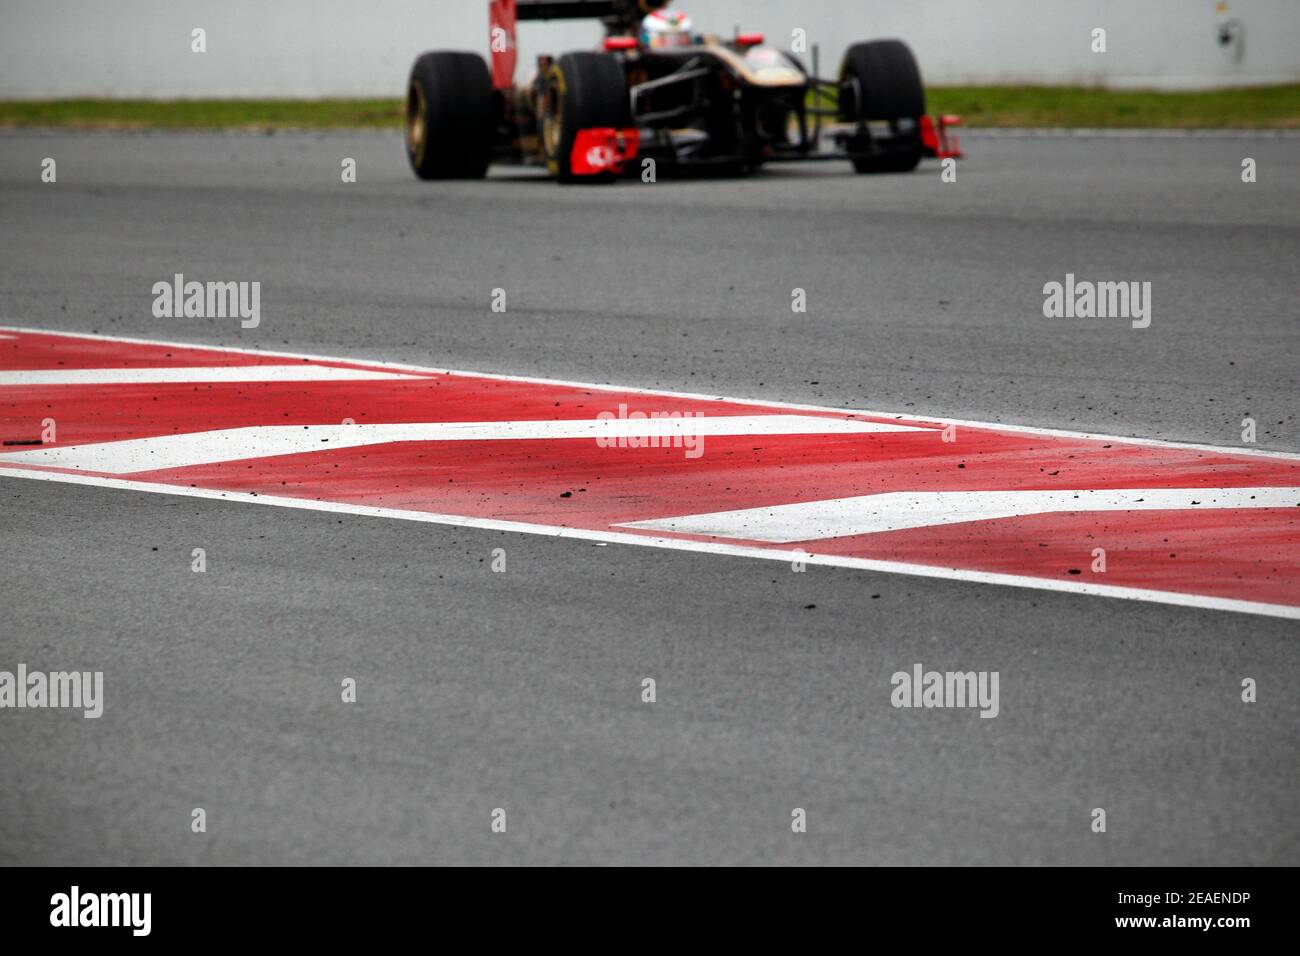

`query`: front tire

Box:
[839,40,925,174]
[406,51,494,180]
[541,52,631,184]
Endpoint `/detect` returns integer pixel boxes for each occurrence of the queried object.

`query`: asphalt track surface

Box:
[1,129,1297,865]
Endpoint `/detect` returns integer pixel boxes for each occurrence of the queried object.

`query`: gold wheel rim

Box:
[406,82,427,165]
[541,64,565,172]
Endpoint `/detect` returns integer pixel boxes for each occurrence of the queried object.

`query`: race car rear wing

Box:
[490,0,670,88]
[515,0,656,19]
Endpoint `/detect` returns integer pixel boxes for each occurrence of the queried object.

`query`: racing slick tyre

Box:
[542,51,632,184]
[406,51,494,180]
[839,39,925,174]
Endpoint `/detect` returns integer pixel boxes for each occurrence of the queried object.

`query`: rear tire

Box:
[542,52,631,184]
[406,51,494,180]
[839,40,925,174]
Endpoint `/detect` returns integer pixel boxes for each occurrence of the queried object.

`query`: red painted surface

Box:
[2,329,1297,610]
[488,0,518,90]
[570,127,640,175]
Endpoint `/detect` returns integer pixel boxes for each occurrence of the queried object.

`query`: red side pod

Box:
[488,0,517,90]
[570,128,641,175]
[920,114,964,160]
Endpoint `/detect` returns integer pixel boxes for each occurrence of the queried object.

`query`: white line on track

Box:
[621,487,1300,542]
[0,366,421,386]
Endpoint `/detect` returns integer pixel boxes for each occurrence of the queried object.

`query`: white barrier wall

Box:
[2,0,1297,98]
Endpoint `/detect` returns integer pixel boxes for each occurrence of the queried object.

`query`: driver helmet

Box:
[641,9,693,48]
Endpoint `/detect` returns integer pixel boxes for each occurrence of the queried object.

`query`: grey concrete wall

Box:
[2,0,1297,98]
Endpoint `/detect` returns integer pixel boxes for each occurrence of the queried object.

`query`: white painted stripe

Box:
[619,487,1300,542]
[0,365,421,386]
[5,326,1297,461]
[0,466,1294,620]
[0,415,925,473]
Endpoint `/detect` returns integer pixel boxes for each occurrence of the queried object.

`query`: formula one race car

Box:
[405,0,961,183]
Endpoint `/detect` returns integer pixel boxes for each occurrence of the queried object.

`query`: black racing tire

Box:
[405,51,494,180]
[838,39,925,174]
[542,51,631,184]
